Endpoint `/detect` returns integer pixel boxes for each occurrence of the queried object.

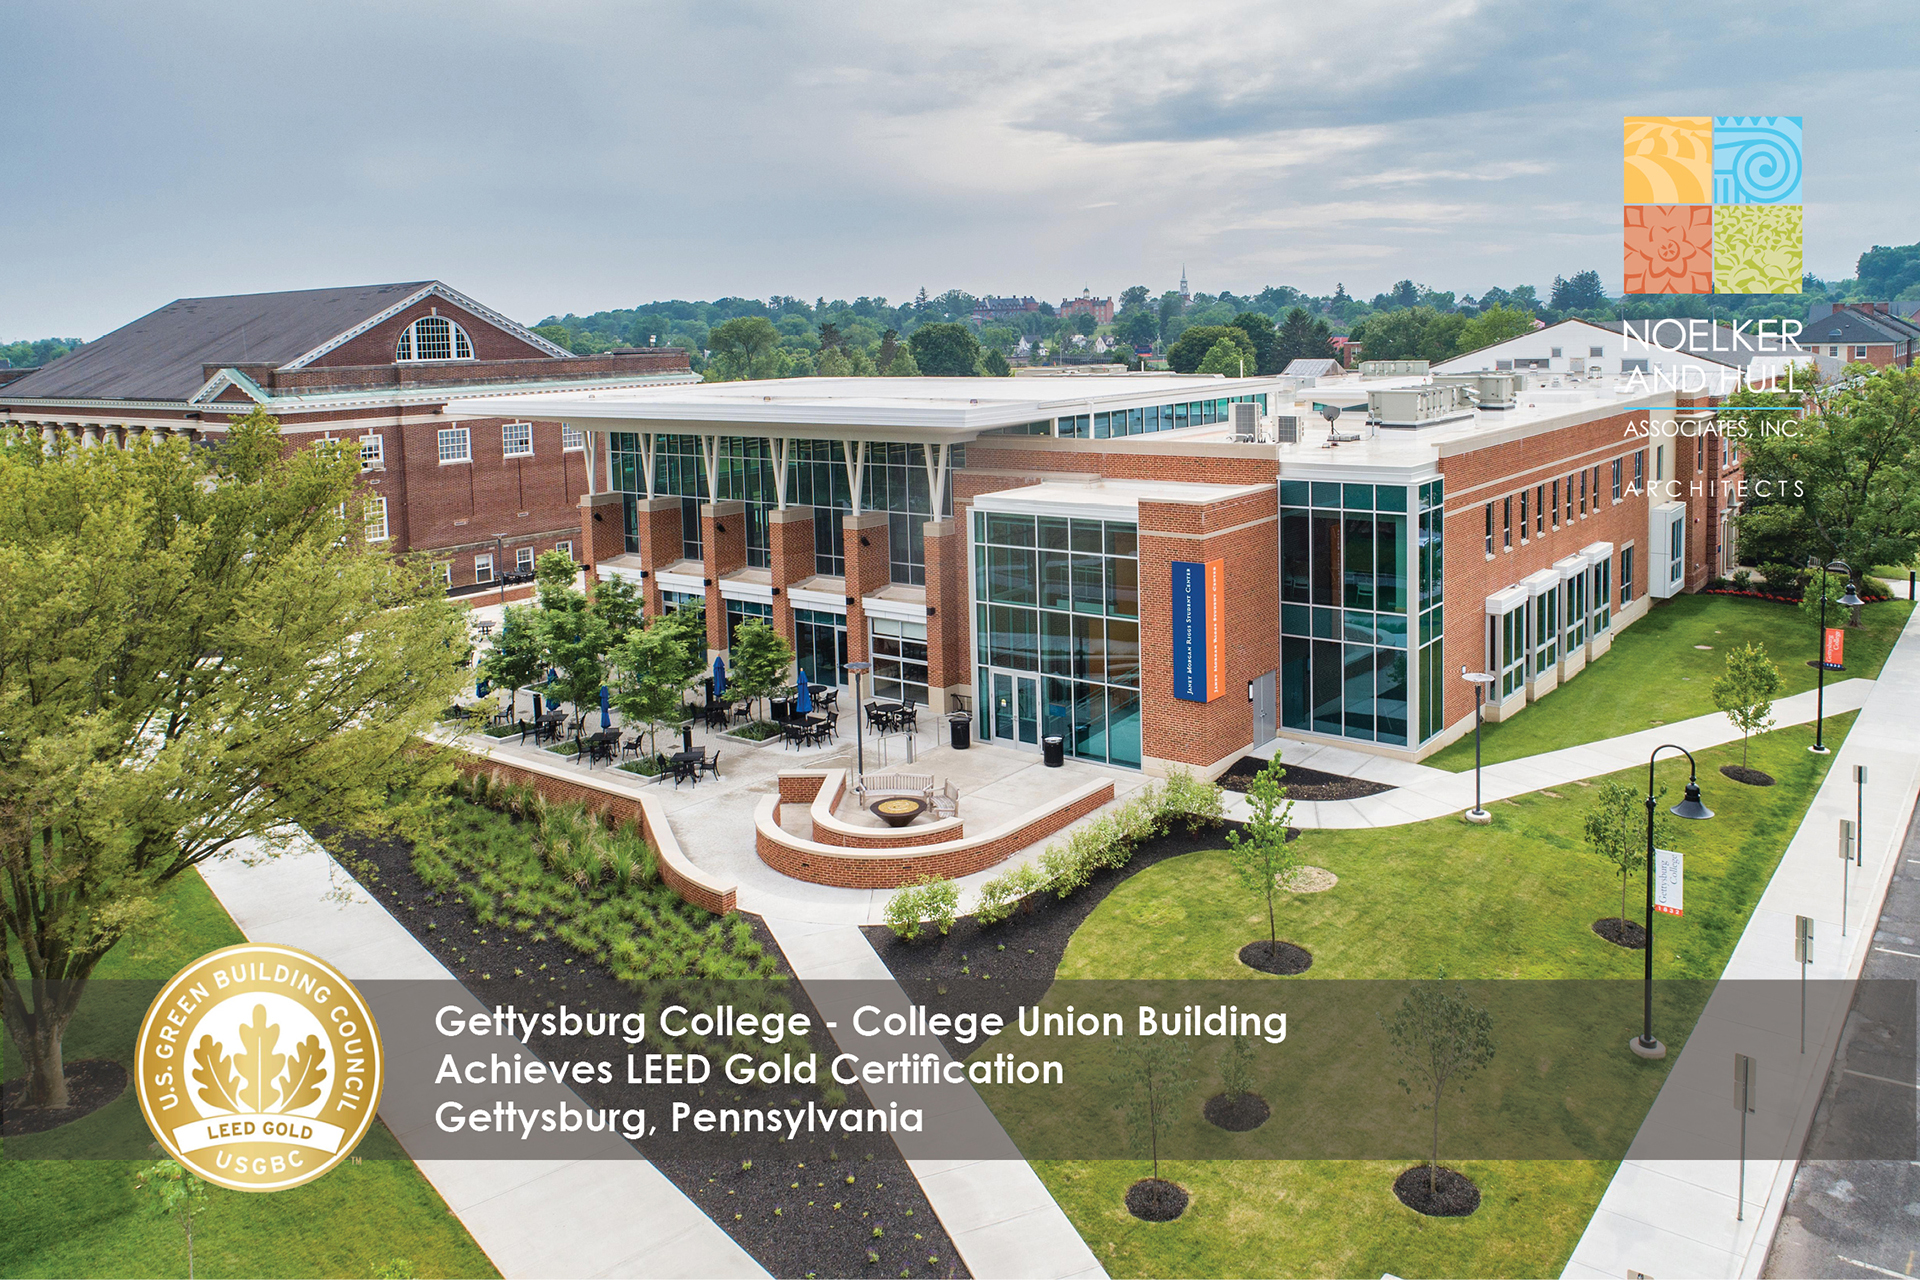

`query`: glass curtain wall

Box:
[972,511,1141,767]
[793,609,848,689]
[870,618,930,706]
[1279,481,1412,746]
[612,435,962,584]
[1055,394,1269,440]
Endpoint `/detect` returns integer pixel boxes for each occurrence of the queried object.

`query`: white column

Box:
[769,436,790,510]
[842,439,866,516]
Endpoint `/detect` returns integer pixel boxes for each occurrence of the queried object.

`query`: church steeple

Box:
[1178,265,1190,305]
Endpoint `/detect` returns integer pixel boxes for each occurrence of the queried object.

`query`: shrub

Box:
[1160,766,1226,832]
[1040,840,1092,898]
[975,862,1048,925]
[1731,568,1753,590]
[885,875,959,940]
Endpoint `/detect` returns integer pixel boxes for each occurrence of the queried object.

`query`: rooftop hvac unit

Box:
[1230,401,1259,441]
[1367,384,1477,428]
[1358,359,1431,378]
[1272,414,1300,444]
[1433,372,1521,410]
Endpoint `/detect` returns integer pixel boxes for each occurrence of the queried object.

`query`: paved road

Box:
[1763,794,1920,1280]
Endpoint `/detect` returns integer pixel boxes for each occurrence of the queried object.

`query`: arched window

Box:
[396,315,474,362]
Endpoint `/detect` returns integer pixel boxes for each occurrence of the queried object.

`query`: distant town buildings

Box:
[1804,302,1919,368]
[1058,288,1114,325]
[970,295,1041,324]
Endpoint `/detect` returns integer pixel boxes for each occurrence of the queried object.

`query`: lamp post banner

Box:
[1654,847,1684,916]
[1824,626,1844,667]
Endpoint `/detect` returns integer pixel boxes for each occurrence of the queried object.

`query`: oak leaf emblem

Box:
[190,1003,329,1115]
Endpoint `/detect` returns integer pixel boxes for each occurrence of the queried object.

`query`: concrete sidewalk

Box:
[763,917,1107,1280]
[197,835,767,1280]
[1237,677,1875,830]
[1560,608,1920,1278]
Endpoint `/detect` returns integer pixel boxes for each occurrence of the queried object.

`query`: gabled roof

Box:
[1282,358,1342,377]
[1805,310,1918,347]
[3,280,571,402]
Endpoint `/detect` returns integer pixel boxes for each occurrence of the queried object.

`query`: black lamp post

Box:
[1808,557,1863,755]
[845,660,871,793]
[1460,666,1496,822]
[1633,744,1714,1059]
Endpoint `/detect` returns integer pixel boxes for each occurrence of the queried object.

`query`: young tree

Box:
[1711,642,1783,767]
[0,410,467,1110]
[906,323,981,376]
[1195,339,1248,376]
[726,618,795,724]
[135,1159,210,1279]
[479,604,544,723]
[1225,762,1298,960]
[610,607,705,754]
[1107,1034,1195,1182]
[1583,778,1673,933]
[1218,1033,1257,1102]
[591,572,645,646]
[1382,970,1496,1195]
[532,550,611,737]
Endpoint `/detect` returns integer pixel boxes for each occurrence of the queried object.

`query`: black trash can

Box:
[1042,735,1064,767]
[948,713,971,750]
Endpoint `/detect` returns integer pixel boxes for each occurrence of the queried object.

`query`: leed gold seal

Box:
[135,943,383,1191]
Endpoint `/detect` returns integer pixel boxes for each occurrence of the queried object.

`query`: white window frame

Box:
[555,539,574,560]
[516,546,535,573]
[437,426,471,464]
[437,561,452,586]
[503,421,533,459]
[396,314,475,363]
[365,495,389,542]
[359,433,384,470]
[561,424,586,452]
[474,554,494,585]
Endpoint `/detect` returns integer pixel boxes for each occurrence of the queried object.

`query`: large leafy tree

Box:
[1165,325,1256,374]
[531,550,610,736]
[609,607,705,755]
[0,409,467,1109]
[705,316,782,381]
[726,618,795,723]
[1229,312,1279,374]
[1548,270,1608,312]
[1273,307,1335,368]
[906,323,981,377]
[1735,363,1920,571]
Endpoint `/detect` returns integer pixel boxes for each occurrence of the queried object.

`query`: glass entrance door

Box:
[988,670,1040,749]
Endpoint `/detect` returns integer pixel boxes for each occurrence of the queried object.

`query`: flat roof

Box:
[443,373,1286,440]
[973,478,1271,521]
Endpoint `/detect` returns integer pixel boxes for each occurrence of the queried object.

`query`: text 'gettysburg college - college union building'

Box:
[4,280,1753,776]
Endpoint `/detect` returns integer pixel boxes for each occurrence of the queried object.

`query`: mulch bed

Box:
[1592,917,1648,949]
[1,1059,128,1136]
[1216,758,1395,801]
[1238,940,1313,975]
[1393,1164,1481,1217]
[1720,764,1776,787]
[859,820,1246,1054]
[319,824,967,1280]
[1125,1177,1189,1222]
[1203,1091,1271,1132]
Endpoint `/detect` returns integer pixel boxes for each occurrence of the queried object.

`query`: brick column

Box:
[703,500,747,652]
[922,517,970,711]
[768,507,815,641]
[577,491,624,574]
[841,511,891,663]
[630,497,683,618]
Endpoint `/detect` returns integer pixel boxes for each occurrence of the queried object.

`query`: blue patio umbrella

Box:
[712,655,727,698]
[477,678,489,698]
[795,671,813,716]
[599,685,611,728]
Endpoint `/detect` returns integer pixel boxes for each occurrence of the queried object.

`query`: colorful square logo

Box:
[1622,116,1801,294]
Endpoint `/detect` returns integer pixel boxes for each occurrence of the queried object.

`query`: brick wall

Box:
[1138,487,1279,769]
[922,518,969,699]
[842,511,891,663]
[768,507,815,639]
[579,491,625,571]
[754,780,1113,889]
[633,497,684,617]
[702,500,747,651]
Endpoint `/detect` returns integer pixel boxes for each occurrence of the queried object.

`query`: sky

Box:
[6,0,1917,339]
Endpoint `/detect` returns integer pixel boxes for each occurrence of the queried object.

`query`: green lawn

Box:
[2,870,497,1280]
[1018,715,1849,1279]
[1424,595,1909,772]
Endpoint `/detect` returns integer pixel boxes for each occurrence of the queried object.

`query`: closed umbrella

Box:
[795,671,813,716]
[599,685,611,729]
[713,655,727,699]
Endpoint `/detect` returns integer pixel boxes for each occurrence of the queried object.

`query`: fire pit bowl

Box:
[869,796,928,827]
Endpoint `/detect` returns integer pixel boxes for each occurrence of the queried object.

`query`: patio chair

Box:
[930,779,959,820]
[699,750,721,781]
[781,721,808,751]
[620,733,646,761]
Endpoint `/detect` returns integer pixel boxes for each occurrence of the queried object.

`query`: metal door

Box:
[1251,670,1276,747]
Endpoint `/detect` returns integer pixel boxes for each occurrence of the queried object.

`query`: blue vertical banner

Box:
[1172,561,1206,702]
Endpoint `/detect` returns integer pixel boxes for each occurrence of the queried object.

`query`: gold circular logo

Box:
[135,943,384,1192]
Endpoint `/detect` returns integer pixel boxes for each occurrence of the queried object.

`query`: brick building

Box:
[446,366,1739,773]
[1058,289,1115,325]
[0,281,696,597]
[1804,302,1920,369]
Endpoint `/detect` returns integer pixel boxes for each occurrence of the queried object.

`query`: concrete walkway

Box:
[764,916,1107,1280]
[197,834,767,1280]
[1233,677,1876,830]
[1561,607,1920,1278]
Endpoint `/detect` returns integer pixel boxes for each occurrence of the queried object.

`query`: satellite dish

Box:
[1321,404,1341,424]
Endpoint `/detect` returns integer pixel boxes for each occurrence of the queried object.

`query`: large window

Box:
[973,511,1139,767]
[1532,589,1559,676]
[871,617,929,707]
[724,598,772,650]
[360,434,384,470]
[1621,546,1635,605]
[437,427,470,463]
[365,496,388,542]
[1492,603,1526,699]
[562,424,586,451]
[503,422,532,458]
[1594,556,1612,633]
[794,609,847,690]
[396,315,474,362]
[1280,480,1416,747]
[1054,394,1267,440]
